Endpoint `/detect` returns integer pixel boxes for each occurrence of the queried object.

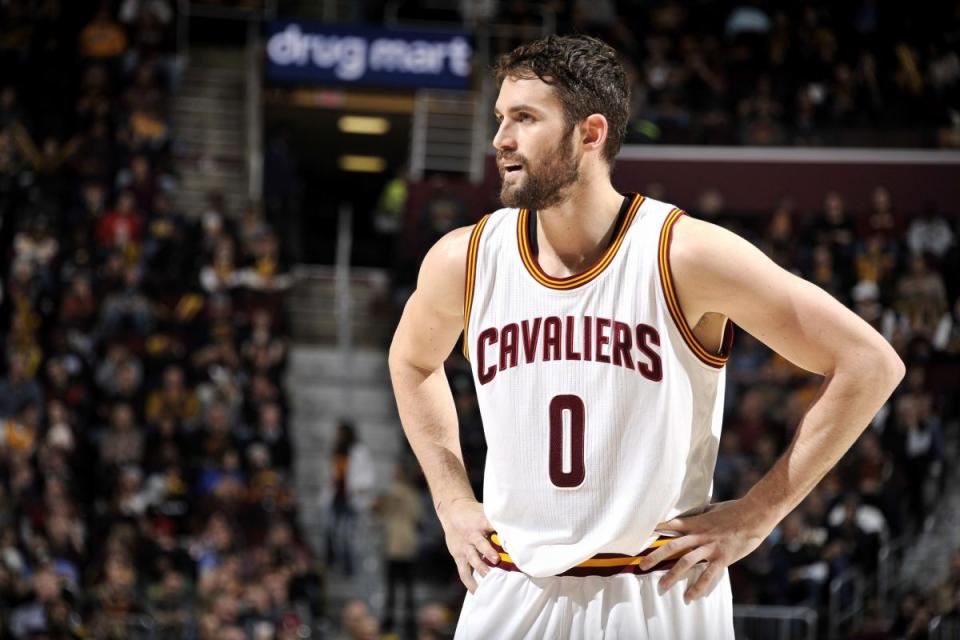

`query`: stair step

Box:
[173,117,245,132]
[181,71,245,85]
[175,163,246,177]
[172,152,245,169]
[174,155,246,173]
[186,47,246,69]
[172,125,245,142]
[173,105,245,119]
[176,92,243,104]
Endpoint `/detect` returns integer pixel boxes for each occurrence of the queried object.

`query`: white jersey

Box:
[462,194,733,578]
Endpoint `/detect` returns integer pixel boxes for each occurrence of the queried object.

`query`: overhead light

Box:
[338,115,390,135]
[338,155,386,173]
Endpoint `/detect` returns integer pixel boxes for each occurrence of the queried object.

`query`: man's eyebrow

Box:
[495,104,544,117]
[507,104,543,115]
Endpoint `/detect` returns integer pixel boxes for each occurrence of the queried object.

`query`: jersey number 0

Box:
[549,394,585,488]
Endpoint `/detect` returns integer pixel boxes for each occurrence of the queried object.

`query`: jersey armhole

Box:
[657,208,732,369]
[462,214,492,361]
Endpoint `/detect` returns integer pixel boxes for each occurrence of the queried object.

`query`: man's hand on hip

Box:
[639,500,772,602]
[438,498,500,593]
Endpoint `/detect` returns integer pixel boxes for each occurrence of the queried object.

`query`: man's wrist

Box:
[739,489,786,536]
[434,495,474,520]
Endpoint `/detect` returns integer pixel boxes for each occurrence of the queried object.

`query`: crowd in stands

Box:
[380,0,960,147]
[590,1,960,147]
[0,2,311,638]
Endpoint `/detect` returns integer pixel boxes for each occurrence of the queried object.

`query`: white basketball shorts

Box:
[454,563,734,640]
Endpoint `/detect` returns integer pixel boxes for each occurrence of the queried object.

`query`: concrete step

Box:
[288,316,392,347]
[288,347,393,385]
[181,70,244,84]
[172,125,246,143]
[174,137,244,154]
[174,84,246,102]
[171,103,246,122]
[186,47,246,70]
[173,189,249,208]
[173,194,249,215]
[172,116,246,133]
[177,163,247,180]
[181,71,244,85]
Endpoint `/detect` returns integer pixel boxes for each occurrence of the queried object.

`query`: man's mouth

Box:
[501,163,523,178]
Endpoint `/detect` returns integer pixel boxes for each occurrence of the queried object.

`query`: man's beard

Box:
[499,132,581,210]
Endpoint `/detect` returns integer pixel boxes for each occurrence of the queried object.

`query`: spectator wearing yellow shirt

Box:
[79,5,128,59]
[145,365,199,425]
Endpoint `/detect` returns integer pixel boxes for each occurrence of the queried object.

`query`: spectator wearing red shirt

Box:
[96,190,143,250]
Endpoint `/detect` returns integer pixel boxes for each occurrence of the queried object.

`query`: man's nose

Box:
[492,120,516,152]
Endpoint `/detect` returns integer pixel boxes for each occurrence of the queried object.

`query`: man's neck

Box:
[533,177,625,278]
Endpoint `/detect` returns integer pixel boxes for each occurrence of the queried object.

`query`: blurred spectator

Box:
[99,402,144,468]
[324,420,376,576]
[79,3,128,60]
[811,191,856,261]
[254,402,291,471]
[863,186,901,243]
[242,308,287,378]
[96,190,144,251]
[417,601,454,640]
[907,206,955,259]
[895,253,949,340]
[99,263,155,336]
[147,567,192,639]
[376,464,423,636]
[374,166,409,234]
[338,598,378,640]
[115,153,161,215]
[0,351,43,417]
[145,364,199,425]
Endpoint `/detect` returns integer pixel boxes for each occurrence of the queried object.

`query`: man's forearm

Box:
[390,360,475,516]
[742,357,904,530]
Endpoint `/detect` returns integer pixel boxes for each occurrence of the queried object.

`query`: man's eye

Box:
[517,113,532,122]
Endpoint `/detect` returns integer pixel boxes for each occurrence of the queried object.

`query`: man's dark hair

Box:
[494,34,630,165]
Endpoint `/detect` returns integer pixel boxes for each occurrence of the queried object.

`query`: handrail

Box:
[877,533,913,609]
[733,604,818,640]
[177,0,190,65]
[828,567,864,639]
[246,19,263,203]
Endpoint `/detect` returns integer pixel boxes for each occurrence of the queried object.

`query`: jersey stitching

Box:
[516,194,645,290]
[658,208,729,368]
[462,214,491,361]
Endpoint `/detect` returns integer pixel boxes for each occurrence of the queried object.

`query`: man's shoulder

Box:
[637,195,683,219]
[416,212,500,297]
[430,208,513,261]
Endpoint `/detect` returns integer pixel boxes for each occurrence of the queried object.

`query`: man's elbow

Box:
[872,343,906,395]
[388,339,430,382]
[387,339,405,380]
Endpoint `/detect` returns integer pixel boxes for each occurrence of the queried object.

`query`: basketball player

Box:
[389,35,904,638]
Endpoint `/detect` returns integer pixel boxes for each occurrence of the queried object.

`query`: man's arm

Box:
[388,226,499,592]
[639,215,905,600]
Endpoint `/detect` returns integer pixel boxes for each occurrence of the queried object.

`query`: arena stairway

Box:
[171,47,250,216]
[286,266,407,620]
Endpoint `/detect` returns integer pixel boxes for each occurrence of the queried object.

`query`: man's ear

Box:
[580,114,609,155]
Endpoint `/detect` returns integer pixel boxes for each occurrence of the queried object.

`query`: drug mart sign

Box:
[266,21,472,90]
